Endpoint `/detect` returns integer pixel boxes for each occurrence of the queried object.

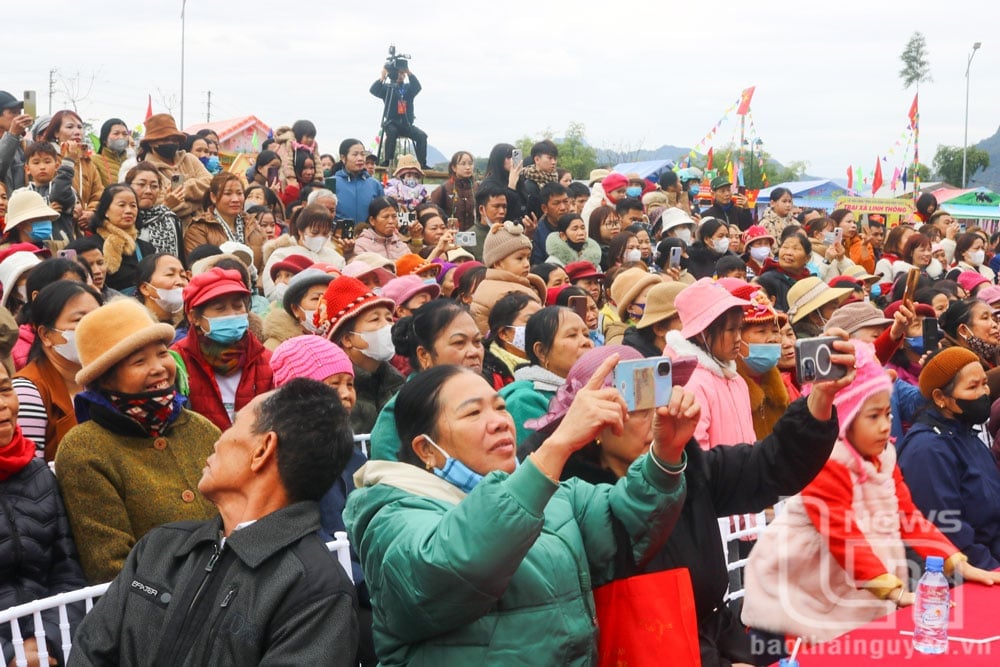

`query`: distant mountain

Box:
[970,126,1000,191]
[595,144,692,166]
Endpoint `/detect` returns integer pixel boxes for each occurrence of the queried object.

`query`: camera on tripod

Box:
[384,44,411,78]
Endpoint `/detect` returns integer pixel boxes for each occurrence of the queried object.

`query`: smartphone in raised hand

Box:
[22,90,37,118]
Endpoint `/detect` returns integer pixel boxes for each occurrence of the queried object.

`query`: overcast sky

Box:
[6,1,997,179]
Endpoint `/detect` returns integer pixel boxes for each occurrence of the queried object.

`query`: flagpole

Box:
[912,92,919,199]
[180,0,186,128]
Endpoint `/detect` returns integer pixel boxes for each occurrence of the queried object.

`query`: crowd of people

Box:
[1,88,1000,665]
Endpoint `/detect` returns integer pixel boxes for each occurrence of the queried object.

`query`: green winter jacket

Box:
[499,365,564,446]
[345,454,686,665]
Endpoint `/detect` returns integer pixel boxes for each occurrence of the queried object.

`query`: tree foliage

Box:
[899,32,932,90]
[932,145,989,186]
[517,123,598,179]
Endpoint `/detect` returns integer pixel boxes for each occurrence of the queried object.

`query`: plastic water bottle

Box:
[913,555,950,654]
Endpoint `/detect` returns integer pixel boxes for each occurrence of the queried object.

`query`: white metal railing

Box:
[0,533,355,664]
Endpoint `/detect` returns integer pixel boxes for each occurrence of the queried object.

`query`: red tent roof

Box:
[183,115,271,143]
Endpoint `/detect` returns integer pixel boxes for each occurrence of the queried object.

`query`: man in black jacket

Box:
[70,379,360,666]
[701,175,754,231]
[371,66,429,169]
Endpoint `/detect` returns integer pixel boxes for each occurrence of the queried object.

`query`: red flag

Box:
[872,158,884,194]
[907,94,918,130]
[706,147,714,170]
[144,94,153,121]
[846,166,853,191]
[736,86,756,116]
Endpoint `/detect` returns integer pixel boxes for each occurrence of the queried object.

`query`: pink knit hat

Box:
[957,270,989,295]
[270,335,354,387]
[826,340,892,443]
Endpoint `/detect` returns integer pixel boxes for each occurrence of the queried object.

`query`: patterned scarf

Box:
[0,426,37,481]
[137,205,181,257]
[198,333,247,376]
[215,210,246,244]
[105,387,180,437]
[522,165,559,187]
[99,223,138,274]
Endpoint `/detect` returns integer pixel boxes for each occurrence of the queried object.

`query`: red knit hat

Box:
[546,285,568,306]
[741,225,774,247]
[315,275,395,342]
[601,172,629,195]
[727,281,787,325]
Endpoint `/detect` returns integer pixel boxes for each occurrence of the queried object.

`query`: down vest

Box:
[171,332,273,431]
[0,456,87,664]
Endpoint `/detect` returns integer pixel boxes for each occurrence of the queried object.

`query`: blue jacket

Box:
[333,168,384,224]
[896,409,1000,569]
[890,378,923,442]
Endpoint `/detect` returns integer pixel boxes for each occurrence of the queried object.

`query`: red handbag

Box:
[594,567,702,667]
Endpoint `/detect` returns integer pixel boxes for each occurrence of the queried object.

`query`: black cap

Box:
[0,91,22,111]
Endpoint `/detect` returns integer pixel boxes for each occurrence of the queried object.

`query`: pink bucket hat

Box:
[674,278,751,339]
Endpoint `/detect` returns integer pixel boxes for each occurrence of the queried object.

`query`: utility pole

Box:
[206,91,211,123]
[180,0,187,128]
[48,69,56,113]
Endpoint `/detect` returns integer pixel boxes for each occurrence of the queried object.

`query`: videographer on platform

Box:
[370,56,429,171]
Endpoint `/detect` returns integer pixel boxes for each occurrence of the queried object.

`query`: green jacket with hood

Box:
[345,454,686,665]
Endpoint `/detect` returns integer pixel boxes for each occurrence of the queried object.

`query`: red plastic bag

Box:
[594,567,702,667]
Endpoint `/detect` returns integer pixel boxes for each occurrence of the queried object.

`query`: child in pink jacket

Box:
[742,342,1000,647]
[665,278,756,448]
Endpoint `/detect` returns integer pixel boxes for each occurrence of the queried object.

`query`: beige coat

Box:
[141,151,213,223]
[470,269,546,334]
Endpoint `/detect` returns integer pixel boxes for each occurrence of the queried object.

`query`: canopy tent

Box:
[611,159,677,183]
[756,179,853,213]
[939,188,1000,221]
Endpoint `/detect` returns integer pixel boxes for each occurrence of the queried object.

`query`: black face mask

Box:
[152,143,179,161]
[953,394,991,425]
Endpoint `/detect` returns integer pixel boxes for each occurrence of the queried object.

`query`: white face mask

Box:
[300,309,319,334]
[153,286,185,314]
[749,245,772,263]
[674,228,692,244]
[968,249,986,267]
[712,238,731,254]
[52,329,81,364]
[506,325,526,352]
[301,234,328,254]
[353,325,395,362]
[624,248,642,263]
[272,282,289,302]
[927,258,944,278]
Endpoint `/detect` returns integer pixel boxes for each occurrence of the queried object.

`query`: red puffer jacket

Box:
[171,332,273,430]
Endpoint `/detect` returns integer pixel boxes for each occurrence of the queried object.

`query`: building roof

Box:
[183,115,271,143]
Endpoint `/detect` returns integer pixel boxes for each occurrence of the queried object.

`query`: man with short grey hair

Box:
[70,379,360,666]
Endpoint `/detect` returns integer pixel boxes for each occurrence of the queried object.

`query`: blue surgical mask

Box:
[200,155,221,174]
[29,220,53,242]
[626,186,642,198]
[741,343,781,374]
[203,313,249,344]
[424,435,484,494]
[905,335,924,355]
[688,184,700,196]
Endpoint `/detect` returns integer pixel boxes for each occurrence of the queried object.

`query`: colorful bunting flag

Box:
[706,147,714,171]
[908,94,919,130]
[846,166,853,191]
[251,130,259,151]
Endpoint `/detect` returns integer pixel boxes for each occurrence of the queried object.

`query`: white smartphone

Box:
[511,149,523,170]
